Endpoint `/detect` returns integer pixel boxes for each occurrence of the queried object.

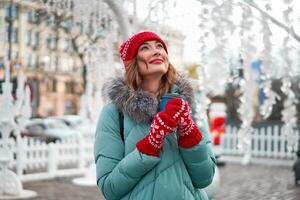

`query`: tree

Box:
[241,0,300,43]
[34,6,103,90]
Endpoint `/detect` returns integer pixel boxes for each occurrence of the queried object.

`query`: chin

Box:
[139,63,169,77]
[142,70,167,78]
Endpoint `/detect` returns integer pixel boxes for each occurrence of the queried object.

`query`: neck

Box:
[140,75,162,96]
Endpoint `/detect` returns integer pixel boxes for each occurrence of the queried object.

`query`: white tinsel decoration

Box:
[236,4,257,162]
[205,0,232,94]
[281,78,298,152]
[197,2,210,115]
[259,3,280,119]
[280,0,298,152]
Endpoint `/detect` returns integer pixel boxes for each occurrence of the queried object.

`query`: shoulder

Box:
[101,102,119,115]
[96,103,120,132]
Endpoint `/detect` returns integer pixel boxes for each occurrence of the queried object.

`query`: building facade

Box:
[0,1,186,117]
[0,1,84,117]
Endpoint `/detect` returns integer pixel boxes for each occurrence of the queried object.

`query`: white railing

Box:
[221,124,299,165]
[0,131,95,182]
[1,124,298,182]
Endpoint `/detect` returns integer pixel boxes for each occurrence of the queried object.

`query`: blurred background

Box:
[0,0,299,199]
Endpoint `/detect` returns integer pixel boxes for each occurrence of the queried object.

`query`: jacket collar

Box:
[102,75,194,123]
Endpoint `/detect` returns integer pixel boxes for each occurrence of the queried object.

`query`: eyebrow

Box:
[141,41,161,45]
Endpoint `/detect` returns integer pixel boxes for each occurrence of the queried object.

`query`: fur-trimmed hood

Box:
[102,75,194,123]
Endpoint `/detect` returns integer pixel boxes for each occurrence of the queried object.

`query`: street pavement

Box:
[21,163,300,200]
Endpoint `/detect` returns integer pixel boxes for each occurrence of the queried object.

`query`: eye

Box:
[139,45,149,51]
[156,43,163,48]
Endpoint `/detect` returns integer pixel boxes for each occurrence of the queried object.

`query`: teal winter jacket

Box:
[94,76,216,200]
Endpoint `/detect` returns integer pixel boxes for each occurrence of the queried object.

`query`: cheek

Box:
[138,51,151,61]
[137,60,148,73]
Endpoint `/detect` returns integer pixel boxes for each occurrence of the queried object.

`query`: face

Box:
[136,40,169,79]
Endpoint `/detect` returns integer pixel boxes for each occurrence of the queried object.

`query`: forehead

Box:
[141,40,162,45]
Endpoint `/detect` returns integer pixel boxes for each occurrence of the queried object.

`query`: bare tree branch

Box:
[103,0,131,39]
[243,0,300,43]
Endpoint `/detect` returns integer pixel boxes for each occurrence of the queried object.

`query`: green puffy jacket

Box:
[94,76,216,200]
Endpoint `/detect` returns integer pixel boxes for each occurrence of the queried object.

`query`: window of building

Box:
[65,82,73,94]
[11,27,18,43]
[31,54,38,69]
[5,4,18,20]
[60,57,69,72]
[45,34,51,49]
[51,36,57,49]
[25,30,31,46]
[32,31,39,48]
[6,27,18,43]
[62,39,68,50]
[67,39,73,52]
[27,10,39,23]
[45,15,50,26]
[62,20,72,33]
[24,53,31,68]
[40,55,50,70]
[10,51,18,60]
[45,15,56,27]
[64,100,74,115]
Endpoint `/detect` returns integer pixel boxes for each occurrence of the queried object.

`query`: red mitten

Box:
[165,98,202,148]
[136,112,177,157]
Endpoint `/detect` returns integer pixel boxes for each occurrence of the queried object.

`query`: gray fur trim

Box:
[101,76,130,112]
[175,75,195,106]
[102,75,194,123]
[125,89,159,123]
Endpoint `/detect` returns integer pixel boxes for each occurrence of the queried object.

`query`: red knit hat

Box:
[119,31,168,69]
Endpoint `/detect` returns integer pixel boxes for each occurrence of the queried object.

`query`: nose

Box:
[152,48,161,56]
[153,51,161,56]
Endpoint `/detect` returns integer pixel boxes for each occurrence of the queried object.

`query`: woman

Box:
[94,31,216,200]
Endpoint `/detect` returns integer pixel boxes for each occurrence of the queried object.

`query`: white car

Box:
[48,115,96,135]
[24,118,79,142]
[48,115,85,129]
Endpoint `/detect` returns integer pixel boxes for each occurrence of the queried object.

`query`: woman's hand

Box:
[165,98,202,148]
[136,112,177,157]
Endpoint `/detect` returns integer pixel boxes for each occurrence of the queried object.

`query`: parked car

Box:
[48,115,96,134]
[48,115,85,129]
[21,118,79,143]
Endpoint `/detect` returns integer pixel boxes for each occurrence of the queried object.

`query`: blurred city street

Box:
[23,163,300,200]
[1,1,300,200]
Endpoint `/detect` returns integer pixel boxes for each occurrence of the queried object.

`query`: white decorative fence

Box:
[221,124,299,166]
[0,131,95,182]
[1,124,298,183]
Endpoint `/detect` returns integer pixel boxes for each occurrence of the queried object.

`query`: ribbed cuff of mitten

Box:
[136,136,163,157]
[178,124,202,148]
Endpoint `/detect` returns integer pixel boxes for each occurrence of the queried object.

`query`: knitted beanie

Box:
[119,31,168,69]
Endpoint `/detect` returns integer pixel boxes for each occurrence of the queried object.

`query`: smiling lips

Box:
[149,59,164,64]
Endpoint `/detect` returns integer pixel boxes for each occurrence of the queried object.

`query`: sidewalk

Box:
[22,163,300,200]
[214,163,300,200]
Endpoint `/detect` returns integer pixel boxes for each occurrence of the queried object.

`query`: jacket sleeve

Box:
[94,103,160,200]
[179,116,216,189]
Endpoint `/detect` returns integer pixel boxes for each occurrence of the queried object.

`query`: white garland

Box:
[281,78,298,151]
[259,3,280,119]
[197,2,211,115]
[280,0,298,152]
[205,0,232,94]
[236,4,256,159]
